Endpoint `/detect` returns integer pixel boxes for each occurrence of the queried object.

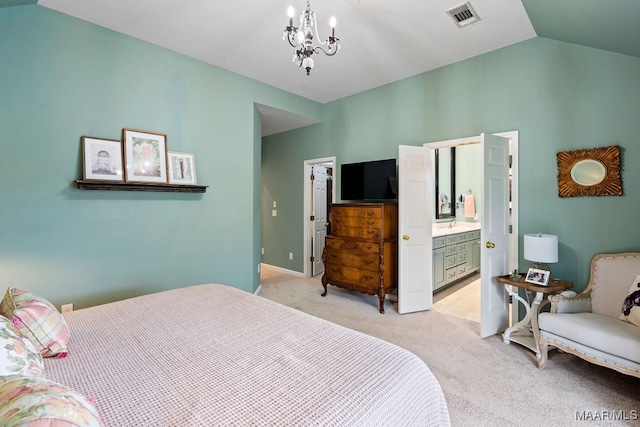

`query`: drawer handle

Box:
[363,275,374,280]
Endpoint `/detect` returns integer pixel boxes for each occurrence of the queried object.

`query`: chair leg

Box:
[538,337,549,369]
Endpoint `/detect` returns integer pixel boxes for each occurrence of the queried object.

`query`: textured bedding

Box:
[44,284,450,426]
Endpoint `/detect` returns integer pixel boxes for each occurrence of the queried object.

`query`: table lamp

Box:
[524,233,558,274]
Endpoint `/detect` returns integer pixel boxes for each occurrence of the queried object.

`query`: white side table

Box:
[496,275,573,360]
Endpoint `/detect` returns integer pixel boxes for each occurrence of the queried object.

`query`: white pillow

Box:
[620,274,640,327]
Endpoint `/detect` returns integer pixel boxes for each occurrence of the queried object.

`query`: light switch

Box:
[272,210,277,217]
[273,201,277,208]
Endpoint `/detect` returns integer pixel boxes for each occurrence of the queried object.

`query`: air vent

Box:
[446,2,480,28]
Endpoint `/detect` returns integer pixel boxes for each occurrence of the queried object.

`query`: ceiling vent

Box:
[446,2,480,28]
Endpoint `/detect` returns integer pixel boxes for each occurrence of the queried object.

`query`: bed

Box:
[39,284,449,426]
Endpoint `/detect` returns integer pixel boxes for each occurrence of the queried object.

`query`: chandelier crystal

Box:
[283,1,340,75]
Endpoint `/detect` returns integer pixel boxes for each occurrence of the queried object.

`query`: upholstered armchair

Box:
[537,252,640,378]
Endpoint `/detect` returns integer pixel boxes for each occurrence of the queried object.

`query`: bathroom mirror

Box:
[557,145,622,198]
[435,147,456,219]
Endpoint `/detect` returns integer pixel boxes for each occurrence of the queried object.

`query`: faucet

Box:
[448,219,456,229]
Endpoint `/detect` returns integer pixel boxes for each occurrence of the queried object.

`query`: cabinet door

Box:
[472,239,481,271]
[433,247,445,291]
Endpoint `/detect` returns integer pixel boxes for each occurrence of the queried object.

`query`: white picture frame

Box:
[81,136,124,182]
[122,128,168,183]
[167,151,197,185]
[525,268,550,286]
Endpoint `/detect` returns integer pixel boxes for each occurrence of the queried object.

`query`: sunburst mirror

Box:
[557,145,622,198]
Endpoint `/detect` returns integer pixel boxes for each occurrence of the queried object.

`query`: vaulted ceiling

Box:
[3,0,639,134]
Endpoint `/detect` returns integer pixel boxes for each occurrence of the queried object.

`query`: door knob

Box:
[485,241,495,249]
[403,234,410,240]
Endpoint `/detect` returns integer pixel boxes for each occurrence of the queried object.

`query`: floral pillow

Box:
[0,288,69,358]
[620,274,640,327]
[0,376,103,426]
[0,315,44,379]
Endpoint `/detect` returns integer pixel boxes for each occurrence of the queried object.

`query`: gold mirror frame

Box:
[557,145,622,198]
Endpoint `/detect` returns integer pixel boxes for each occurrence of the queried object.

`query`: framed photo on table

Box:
[122,128,168,183]
[525,268,550,286]
[81,136,123,182]
[167,151,197,185]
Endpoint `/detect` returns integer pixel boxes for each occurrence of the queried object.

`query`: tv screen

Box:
[341,158,397,201]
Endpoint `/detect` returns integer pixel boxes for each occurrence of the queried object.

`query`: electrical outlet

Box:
[289,252,293,260]
[261,248,264,255]
[61,303,74,314]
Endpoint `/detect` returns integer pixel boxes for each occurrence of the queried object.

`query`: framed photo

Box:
[525,268,550,286]
[122,128,168,183]
[167,151,197,185]
[81,136,123,182]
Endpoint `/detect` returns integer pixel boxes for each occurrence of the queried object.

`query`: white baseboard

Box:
[260,263,305,278]
[254,284,263,296]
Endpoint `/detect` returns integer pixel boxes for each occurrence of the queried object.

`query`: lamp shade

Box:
[524,233,558,263]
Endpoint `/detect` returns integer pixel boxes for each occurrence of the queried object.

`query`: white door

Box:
[311,165,328,276]
[480,133,510,337]
[398,145,433,314]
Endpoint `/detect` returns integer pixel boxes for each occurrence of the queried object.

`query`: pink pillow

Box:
[0,288,69,358]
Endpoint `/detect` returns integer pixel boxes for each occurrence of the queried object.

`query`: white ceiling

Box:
[37,0,536,105]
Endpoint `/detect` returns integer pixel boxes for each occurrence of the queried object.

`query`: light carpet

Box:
[258,267,640,426]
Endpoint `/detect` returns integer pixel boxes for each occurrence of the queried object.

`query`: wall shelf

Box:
[75,180,208,193]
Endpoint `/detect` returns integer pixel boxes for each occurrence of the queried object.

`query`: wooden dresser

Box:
[321,203,398,313]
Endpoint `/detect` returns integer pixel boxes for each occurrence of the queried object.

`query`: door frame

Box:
[424,131,519,321]
[302,156,336,278]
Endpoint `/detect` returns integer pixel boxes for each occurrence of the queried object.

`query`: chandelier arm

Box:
[314,41,340,57]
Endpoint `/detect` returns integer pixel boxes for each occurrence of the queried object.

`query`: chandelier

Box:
[283,1,340,75]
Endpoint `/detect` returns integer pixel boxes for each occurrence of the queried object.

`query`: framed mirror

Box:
[435,147,456,219]
[557,145,622,198]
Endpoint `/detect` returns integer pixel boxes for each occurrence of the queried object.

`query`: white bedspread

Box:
[44,284,450,426]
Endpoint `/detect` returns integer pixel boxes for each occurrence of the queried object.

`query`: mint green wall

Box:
[0,5,322,308]
[262,37,640,290]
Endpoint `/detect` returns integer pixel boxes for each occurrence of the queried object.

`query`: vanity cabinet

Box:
[432,229,480,292]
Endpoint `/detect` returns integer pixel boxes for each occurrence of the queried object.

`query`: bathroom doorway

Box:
[428,131,518,325]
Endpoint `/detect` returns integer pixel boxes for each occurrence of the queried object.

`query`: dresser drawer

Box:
[332,215,383,229]
[445,245,457,256]
[324,265,380,288]
[455,233,467,244]
[445,235,457,246]
[331,225,382,240]
[473,230,481,239]
[456,243,466,253]
[324,248,379,272]
[325,237,379,253]
[332,206,382,219]
[456,252,466,265]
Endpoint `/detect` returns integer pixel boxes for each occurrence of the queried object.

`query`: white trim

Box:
[261,263,305,278]
[302,156,336,278]
[254,284,263,295]
[424,130,520,322]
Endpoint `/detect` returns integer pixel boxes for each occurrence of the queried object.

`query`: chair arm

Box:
[548,291,591,313]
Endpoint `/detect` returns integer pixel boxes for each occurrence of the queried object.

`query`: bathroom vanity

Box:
[432,224,481,292]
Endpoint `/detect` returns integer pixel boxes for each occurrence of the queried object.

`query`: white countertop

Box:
[432,222,481,237]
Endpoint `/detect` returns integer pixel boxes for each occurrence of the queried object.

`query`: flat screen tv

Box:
[341,158,397,201]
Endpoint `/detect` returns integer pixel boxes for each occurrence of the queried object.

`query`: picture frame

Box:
[525,268,550,286]
[122,128,168,183]
[167,151,197,185]
[81,136,124,182]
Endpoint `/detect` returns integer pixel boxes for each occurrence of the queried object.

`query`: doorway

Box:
[426,131,519,325]
[302,157,336,278]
